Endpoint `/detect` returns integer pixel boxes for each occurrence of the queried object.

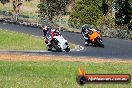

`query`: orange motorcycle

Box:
[87,29,104,48]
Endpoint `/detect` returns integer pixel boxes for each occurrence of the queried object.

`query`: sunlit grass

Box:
[0,29,46,50]
[0,61,131,88]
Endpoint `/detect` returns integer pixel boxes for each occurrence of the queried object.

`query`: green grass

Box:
[0,29,46,50]
[0,61,131,88]
[0,29,74,50]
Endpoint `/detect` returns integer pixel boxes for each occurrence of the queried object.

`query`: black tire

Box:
[65,46,70,52]
[48,48,52,51]
[96,39,104,48]
[76,76,86,85]
[51,40,62,52]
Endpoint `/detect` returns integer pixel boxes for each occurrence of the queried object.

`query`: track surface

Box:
[0,22,132,59]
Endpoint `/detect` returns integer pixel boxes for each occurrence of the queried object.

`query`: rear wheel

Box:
[51,40,62,52]
[96,39,104,48]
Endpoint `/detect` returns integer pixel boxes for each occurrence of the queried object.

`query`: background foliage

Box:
[68,0,103,27]
[0,0,9,5]
[38,0,70,21]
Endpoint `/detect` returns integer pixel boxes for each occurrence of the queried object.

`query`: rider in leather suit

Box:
[81,24,92,45]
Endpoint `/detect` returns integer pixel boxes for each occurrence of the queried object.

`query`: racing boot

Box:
[85,40,89,46]
[47,44,52,51]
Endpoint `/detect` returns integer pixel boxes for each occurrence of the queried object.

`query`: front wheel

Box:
[96,39,104,48]
[65,46,70,52]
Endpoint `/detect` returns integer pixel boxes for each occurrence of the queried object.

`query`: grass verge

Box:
[0,29,45,50]
[0,60,131,88]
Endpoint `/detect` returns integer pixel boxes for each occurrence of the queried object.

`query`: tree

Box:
[25,0,32,1]
[115,0,131,25]
[102,0,108,15]
[69,0,102,26]
[38,0,70,21]
[0,0,9,5]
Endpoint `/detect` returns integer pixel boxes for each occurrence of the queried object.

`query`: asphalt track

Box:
[0,22,132,59]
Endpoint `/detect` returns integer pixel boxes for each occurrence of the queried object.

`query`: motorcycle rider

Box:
[42,25,52,50]
[43,26,61,50]
[81,24,97,46]
[42,25,49,37]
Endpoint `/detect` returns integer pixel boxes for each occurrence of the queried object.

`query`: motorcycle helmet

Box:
[82,26,86,31]
[52,29,59,36]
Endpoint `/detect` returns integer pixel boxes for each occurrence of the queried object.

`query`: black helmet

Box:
[82,24,91,31]
[82,26,86,31]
